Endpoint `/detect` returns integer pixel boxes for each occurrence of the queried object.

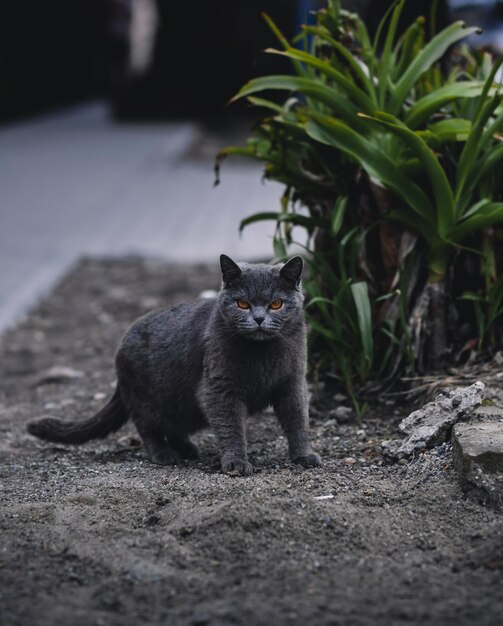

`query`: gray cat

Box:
[27,255,322,475]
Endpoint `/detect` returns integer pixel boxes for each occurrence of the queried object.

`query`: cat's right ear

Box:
[220,254,242,286]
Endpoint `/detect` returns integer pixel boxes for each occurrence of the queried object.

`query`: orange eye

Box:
[270,300,283,310]
[236,299,250,310]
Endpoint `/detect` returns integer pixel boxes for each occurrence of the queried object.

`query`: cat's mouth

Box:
[243,327,276,341]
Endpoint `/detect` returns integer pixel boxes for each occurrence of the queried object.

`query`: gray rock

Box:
[473,404,503,421]
[452,421,503,508]
[333,393,347,403]
[35,366,84,386]
[330,406,353,423]
[453,421,503,473]
[382,381,485,461]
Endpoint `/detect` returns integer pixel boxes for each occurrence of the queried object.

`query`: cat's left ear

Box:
[280,256,303,288]
[220,254,242,285]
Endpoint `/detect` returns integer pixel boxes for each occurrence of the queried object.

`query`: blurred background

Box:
[0,0,501,329]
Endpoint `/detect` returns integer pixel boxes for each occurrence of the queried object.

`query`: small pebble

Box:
[35,366,84,385]
[343,457,357,465]
[43,402,60,411]
[332,406,353,422]
[141,297,161,309]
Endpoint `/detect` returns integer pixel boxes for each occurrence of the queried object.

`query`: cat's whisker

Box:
[278,331,300,350]
[219,329,244,346]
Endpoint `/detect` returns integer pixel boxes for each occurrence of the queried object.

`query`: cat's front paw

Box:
[222,457,254,476]
[293,452,322,469]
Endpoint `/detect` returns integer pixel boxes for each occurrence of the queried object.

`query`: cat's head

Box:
[217,254,304,341]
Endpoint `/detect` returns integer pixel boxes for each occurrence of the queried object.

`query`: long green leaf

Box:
[473,144,503,184]
[455,95,502,206]
[390,22,481,114]
[239,212,281,233]
[262,12,305,77]
[267,47,376,113]
[307,317,354,349]
[459,198,492,220]
[473,56,503,139]
[332,195,347,236]
[302,25,376,100]
[405,81,488,128]
[455,60,503,203]
[378,0,404,106]
[232,75,366,131]
[449,202,503,240]
[246,96,285,114]
[307,296,357,329]
[395,17,425,78]
[472,54,503,120]
[359,112,455,234]
[239,211,330,234]
[426,118,472,143]
[273,236,288,259]
[387,207,436,237]
[351,11,373,70]
[277,213,331,230]
[305,113,438,236]
[351,282,374,366]
[218,146,256,158]
[480,105,503,148]
[372,0,401,67]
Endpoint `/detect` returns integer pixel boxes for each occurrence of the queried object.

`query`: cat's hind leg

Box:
[167,430,199,460]
[120,386,181,466]
[136,422,181,466]
[121,382,201,465]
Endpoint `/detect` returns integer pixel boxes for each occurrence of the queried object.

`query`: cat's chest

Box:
[204,336,300,402]
[229,347,291,401]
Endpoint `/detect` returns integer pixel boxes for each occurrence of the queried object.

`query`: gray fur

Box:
[27,255,321,475]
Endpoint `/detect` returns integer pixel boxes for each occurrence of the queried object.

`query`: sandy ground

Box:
[1,258,502,626]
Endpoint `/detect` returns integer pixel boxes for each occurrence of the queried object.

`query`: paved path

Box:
[0,103,282,330]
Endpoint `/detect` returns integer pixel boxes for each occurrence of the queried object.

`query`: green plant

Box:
[461,277,503,349]
[217,0,503,400]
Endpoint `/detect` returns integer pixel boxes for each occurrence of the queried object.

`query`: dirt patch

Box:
[1,257,502,626]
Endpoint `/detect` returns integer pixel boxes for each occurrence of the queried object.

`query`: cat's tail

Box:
[26,386,128,444]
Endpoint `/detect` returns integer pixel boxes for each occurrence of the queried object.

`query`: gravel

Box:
[1,257,502,626]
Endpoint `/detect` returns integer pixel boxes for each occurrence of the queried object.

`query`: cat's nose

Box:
[254,315,265,326]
